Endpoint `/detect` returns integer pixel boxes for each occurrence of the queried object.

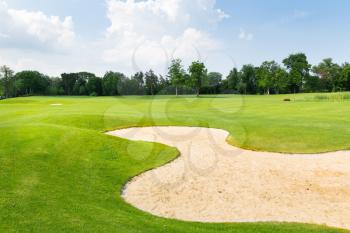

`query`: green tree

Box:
[86,76,102,96]
[206,72,222,87]
[0,80,3,97]
[158,75,171,93]
[168,59,185,96]
[120,72,145,95]
[15,71,50,96]
[202,72,222,94]
[283,53,311,93]
[312,58,343,92]
[76,72,98,95]
[119,77,140,95]
[273,67,289,94]
[47,78,64,95]
[341,63,350,91]
[226,68,240,91]
[102,71,123,96]
[0,65,15,98]
[73,76,87,95]
[256,61,288,94]
[240,64,257,94]
[131,72,145,95]
[188,61,207,97]
[145,70,159,95]
[257,61,278,95]
[61,73,78,95]
[304,75,321,93]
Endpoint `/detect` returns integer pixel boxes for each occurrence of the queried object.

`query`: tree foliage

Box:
[312,58,344,92]
[283,53,311,93]
[102,71,123,96]
[227,68,240,91]
[168,59,185,96]
[188,61,207,96]
[145,70,159,95]
[15,71,50,96]
[0,65,15,98]
[1,53,350,99]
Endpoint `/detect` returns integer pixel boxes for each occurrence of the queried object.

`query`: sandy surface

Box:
[107,127,350,230]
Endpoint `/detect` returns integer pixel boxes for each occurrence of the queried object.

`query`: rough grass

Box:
[1,94,350,233]
[302,92,350,102]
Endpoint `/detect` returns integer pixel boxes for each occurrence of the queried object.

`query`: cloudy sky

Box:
[0,0,349,77]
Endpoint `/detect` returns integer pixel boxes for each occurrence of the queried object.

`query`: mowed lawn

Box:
[1,94,350,233]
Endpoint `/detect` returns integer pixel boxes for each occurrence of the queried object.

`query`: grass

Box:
[302,92,350,102]
[1,94,350,233]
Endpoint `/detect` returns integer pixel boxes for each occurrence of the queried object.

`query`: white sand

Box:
[50,103,62,106]
[107,127,350,230]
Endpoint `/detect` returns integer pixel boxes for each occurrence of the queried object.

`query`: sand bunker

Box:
[107,127,350,230]
[50,103,63,106]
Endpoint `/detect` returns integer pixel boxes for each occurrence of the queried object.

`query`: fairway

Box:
[1,94,350,233]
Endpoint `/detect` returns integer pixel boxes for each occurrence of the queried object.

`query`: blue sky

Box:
[0,0,349,76]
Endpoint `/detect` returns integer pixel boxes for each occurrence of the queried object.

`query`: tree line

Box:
[1,53,350,98]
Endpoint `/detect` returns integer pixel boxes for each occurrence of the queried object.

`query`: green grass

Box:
[1,94,350,233]
[302,93,350,102]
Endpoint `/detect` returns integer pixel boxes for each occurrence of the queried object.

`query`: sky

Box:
[0,0,349,77]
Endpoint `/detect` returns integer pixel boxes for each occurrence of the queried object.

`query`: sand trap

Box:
[107,127,350,230]
[50,103,63,106]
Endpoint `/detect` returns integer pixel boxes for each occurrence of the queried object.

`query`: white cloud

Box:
[238,28,253,41]
[0,0,228,76]
[0,0,75,50]
[102,0,228,74]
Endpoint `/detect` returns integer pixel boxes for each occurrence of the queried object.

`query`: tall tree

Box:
[168,59,185,96]
[61,73,78,95]
[312,58,343,92]
[283,53,310,93]
[0,65,15,98]
[226,68,240,91]
[47,77,64,95]
[102,71,123,96]
[304,75,321,93]
[188,61,207,97]
[240,64,257,94]
[0,79,4,97]
[158,75,171,94]
[256,61,288,94]
[203,72,222,94]
[341,63,350,91]
[86,76,102,96]
[257,61,278,95]
[15,71,50,96]
[206,72,222,87]
[145,70,159,95]
[132,72,145,94]
[273,67,289,94]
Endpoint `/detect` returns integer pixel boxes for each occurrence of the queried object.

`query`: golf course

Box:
[1,93,350,233]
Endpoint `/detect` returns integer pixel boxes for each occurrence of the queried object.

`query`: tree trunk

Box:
[196,88,200,97]
[175,86,178,96]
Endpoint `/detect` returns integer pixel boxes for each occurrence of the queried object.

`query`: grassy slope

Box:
[0,94,350,233]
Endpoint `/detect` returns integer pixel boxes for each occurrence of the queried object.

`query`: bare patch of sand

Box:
[107,127,350,230]
[50,103,63,106]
